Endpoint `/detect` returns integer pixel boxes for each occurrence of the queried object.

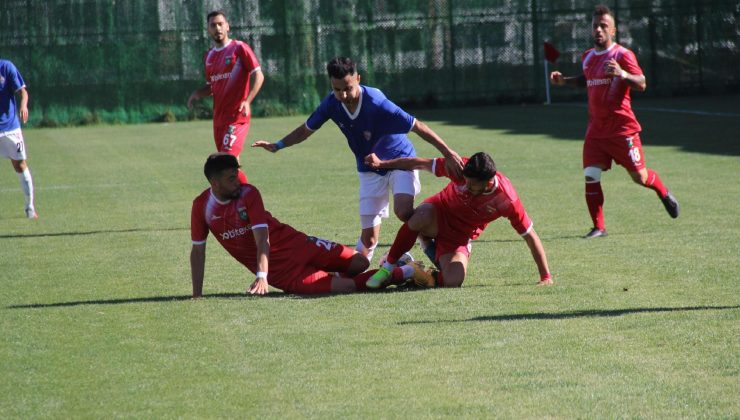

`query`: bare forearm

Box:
[245,70,264,104]
[622,73,646,92]
[18,88,28,110]
[564,75,587,88]
[377,157,433,172]
[412,120,454,156]
[193,85,212,99]
[523,230,550,277]
[280,124,313,147]
[190,247,206,297]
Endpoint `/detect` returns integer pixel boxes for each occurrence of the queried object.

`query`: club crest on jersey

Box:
[225,56,232,65]
[238,207,248,221]
[363,131,372,141]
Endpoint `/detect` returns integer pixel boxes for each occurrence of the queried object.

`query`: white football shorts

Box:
[0,129,27,160]
[358,169,420,228]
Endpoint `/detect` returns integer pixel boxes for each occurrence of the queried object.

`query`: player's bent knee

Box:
[584,166,602,182]
[629,170,648,185]
[347,253,370,275]
[440,263,465,288]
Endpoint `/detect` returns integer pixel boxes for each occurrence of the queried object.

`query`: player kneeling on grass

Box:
[191,153,395,296]
[365,152,553,288]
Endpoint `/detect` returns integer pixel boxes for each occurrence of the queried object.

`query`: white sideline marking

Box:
[0,181,165,194]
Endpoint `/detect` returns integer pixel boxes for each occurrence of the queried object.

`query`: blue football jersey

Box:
[306,85,416,174]
[0,60,25,132]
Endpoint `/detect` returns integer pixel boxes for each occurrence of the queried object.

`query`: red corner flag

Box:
[544,42,560,63]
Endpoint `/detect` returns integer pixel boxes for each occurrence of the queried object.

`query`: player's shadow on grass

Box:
[6,287,428,309]
[414,97,740,157]
[0,227,187,239]
[398,305,740,325]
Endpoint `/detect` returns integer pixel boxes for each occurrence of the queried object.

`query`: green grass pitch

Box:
[1,95,738,417]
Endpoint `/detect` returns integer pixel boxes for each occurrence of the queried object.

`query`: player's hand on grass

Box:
[549,71,565,86]
[248,277,269,295]
[238,100,251,117]
[364,153,382,169]
[251,140,279,153]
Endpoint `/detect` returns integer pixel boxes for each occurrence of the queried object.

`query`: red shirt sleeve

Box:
[433,157,468,182]
[191,198,209,244]
[237,41,260,75]
[619,48,643,77]
[242,186,269,228]
[506,199,533,236]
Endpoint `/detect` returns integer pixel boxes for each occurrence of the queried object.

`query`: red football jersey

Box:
[204,40,261,127]
[429,157,533,240]
[191,184,307,274]
[582,43,643,139]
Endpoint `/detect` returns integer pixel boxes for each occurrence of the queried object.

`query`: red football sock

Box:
[238,169,248,184]
[435,270,445,287]
[352,270,374,290]
[644,168,667,198]
[585,181,605,230]
[386,223,420,264]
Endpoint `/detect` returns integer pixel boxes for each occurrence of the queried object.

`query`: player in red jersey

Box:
[550,4,679,238]
[364,152,552,289]
[187,10,264,184]
[190,153,409,296]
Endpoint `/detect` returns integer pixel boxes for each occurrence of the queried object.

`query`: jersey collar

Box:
[209,189,232,204]
[593,42,618,56]
[341,86,363,120]
[213,39,233,52]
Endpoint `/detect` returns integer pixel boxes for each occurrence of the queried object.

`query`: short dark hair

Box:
[462,152,497,181]
[207,10,227,23]
[326,57,357,79]
[593,4,614,19]
[204,152,240,180]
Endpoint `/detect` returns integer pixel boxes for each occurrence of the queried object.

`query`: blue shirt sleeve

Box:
[305,93,333,131]
[377,97,415,136]
[6,62,25,92]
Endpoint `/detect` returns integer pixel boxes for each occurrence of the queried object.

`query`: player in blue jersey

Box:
[252,57,463,262]
[0,59,36,219]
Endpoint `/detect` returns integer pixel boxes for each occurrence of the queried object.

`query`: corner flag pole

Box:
[544,60,551,105]
[543,41,560,106]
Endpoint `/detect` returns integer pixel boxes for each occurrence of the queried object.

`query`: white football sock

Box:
[18,168,34,208]
[355,237,377,263]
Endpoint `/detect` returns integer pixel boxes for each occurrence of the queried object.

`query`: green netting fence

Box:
[1,0,737,127]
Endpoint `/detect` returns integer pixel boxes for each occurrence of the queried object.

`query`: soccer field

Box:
[1,96,738,417]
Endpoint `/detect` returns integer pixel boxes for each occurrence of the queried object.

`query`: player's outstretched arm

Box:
[522,229,553,285]
[411,120,464,178]
[364,153,434,172]
[187,85,212,110]
[251,124,313,153]
[190,244,207,298]
[248,227,270,295]
[550,71,586,88]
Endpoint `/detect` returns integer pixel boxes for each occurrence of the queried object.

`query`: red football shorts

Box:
[270,236,356,294]
[213,121,251,157]
[583,133,646,172]
[426,201,473,261]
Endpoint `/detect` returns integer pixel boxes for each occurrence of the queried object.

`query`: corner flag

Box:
[543,42,561,104]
